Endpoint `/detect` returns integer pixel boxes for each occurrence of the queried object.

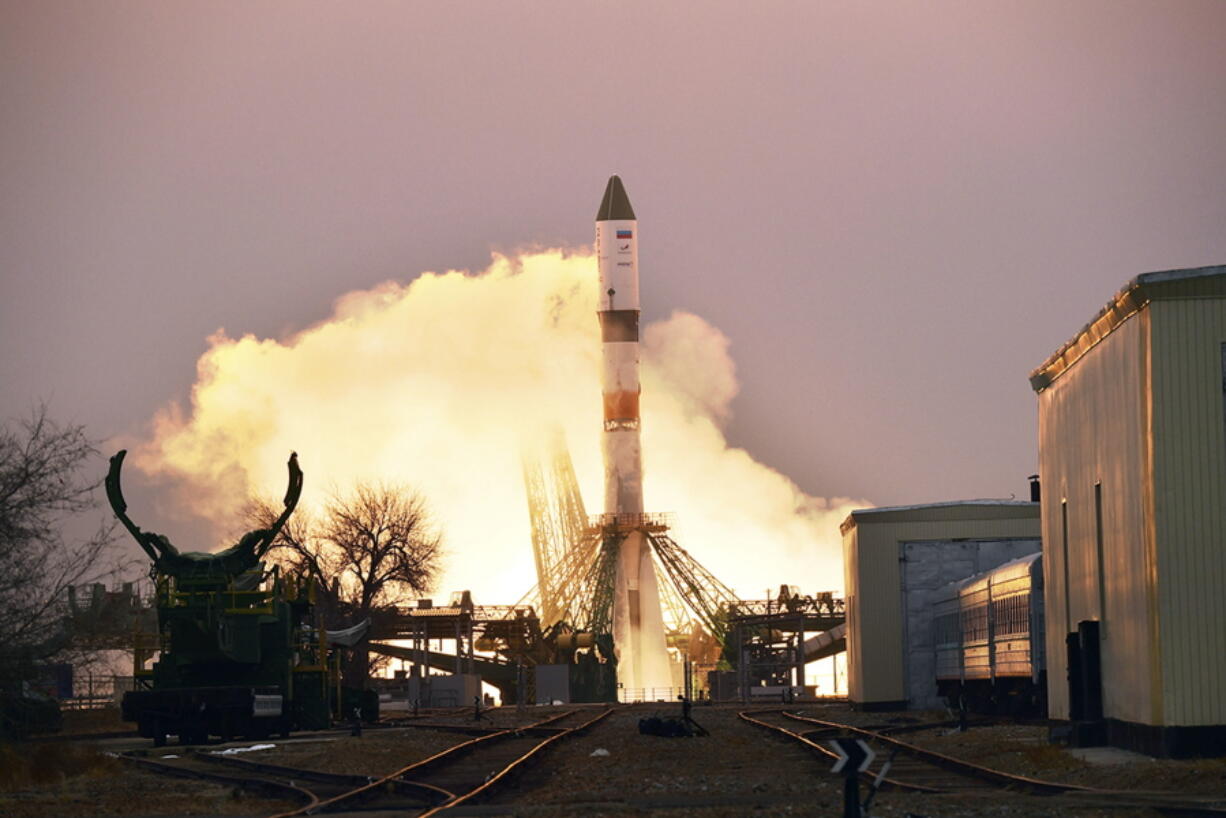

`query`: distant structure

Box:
[1031,264,1226,757]
[719,587,846,702]
[840,501,1040,710]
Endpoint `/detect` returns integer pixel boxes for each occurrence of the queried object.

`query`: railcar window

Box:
[933,610,960,644]
[991,593,1030,636]
[962,601,989,642]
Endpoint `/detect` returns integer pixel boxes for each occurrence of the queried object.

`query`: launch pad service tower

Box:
[595,175,673,693]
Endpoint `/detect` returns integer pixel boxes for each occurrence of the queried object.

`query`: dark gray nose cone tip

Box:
[596,175,636,221]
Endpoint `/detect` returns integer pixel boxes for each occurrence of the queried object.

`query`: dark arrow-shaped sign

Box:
[829,737,875,774]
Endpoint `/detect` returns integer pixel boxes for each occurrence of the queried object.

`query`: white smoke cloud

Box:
[132,249,864,602]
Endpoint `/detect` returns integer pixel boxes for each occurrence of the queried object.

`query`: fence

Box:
[59,675,135,710]
[617,686,686,703]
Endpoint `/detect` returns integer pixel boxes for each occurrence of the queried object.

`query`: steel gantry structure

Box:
[520,431,741,665]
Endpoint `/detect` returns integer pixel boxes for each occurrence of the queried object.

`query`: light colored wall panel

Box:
[1037,312,1156,724]
[842,525,864,701]
[1150,299,1226,726]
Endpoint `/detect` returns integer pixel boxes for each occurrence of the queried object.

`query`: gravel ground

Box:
[899,720,1226,795]
[796,704,1226,797]
[252,703,611,777]
[5,703,1221,817]
[251,728,470,777]
[475,704,1163,817]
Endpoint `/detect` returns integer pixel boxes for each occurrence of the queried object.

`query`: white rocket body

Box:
[595,176,672,693]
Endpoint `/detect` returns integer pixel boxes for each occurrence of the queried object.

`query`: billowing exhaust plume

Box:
[131,250,865,602]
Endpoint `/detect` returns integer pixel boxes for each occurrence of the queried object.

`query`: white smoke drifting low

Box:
[132,250,864,602]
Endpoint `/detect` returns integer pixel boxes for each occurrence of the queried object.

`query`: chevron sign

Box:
[829,737,875,774]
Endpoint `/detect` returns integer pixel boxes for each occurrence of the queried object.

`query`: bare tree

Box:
[0,405,121,698]
[323,483,442,611]
[248,482,443,684]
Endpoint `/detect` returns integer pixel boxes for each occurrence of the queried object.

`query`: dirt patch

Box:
[898,721,1226,796]
[0,741,123,792]
[0,762,297,817]
[55,708,130,736]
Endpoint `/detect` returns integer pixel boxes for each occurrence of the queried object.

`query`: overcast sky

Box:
[4,1,1226,562]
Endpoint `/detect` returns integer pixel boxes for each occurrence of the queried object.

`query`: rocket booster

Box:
[596,175,672,693]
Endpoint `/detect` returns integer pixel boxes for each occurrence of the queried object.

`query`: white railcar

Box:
[933,552,1045,714]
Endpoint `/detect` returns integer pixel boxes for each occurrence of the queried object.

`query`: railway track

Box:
[118,751,323,811]
[406,707,612,817]
[377,711,507,737]
[270,706,611,817]
[121,742,459,811]
[379,705,474,726]
[124,706,610,817]
[742,708,1226,816]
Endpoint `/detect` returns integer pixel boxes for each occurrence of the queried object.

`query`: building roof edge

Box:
[1029,264,1226,393]
[839,499,1038,534]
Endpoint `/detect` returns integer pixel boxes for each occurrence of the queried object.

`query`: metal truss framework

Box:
[520,429,592,627]
[521,431,742,660]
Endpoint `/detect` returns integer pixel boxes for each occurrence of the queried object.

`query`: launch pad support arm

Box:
[257,451,303,559]
[105,449,303,573]
[105,450,163,565]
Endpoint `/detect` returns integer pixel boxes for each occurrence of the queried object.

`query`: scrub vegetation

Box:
[0,742,119,792]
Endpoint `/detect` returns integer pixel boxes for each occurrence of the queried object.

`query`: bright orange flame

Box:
[131,250,866,602]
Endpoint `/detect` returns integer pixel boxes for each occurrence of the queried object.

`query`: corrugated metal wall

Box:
[1040,295,1226,728]
[1150,299,1226,726]
[843,507,1041,705]
[1037,311,1156,724]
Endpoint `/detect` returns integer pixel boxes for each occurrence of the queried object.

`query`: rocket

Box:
[596,175,672,692]
[596,175,644,513]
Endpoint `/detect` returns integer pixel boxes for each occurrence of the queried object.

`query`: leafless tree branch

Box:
[246,481,444,685]
[0,404,124,692]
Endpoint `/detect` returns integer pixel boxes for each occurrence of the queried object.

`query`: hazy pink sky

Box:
[3,1,1226,554]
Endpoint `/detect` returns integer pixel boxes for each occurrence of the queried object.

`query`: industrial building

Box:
[841,501,1040,710]
[1030,264,1226,757]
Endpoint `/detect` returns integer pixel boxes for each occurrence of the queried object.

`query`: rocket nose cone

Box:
[597,175,636,221]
